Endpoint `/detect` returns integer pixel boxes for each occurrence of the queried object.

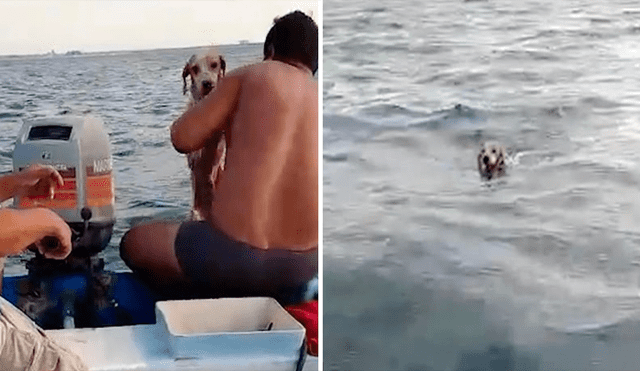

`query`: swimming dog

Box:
[477,142,507,180]
[182,48,227,220]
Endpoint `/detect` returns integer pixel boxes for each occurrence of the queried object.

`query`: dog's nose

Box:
[483,155,490,165]
[202,81,213,90]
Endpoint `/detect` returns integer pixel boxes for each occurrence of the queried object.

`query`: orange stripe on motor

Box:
[86,174,114,207]
[17,172,112,209]
[53,192,76,200]
[87,197,113,207]
[58,180,76,191]
[18,196,77,209]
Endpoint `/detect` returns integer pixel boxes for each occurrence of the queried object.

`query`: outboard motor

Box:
[11,114,119,329]
[13,115,115,254]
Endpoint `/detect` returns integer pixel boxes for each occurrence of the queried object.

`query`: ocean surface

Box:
[323,1,640,370]
[0,43,263,274]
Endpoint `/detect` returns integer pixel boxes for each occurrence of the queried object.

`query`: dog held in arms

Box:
[182,48,227,220]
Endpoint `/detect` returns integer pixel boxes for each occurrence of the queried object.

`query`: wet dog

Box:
[182,48,226,101]
[477,142,507,180]
[181,48,227,220]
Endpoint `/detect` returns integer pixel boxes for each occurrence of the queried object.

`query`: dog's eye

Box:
[211,62,218,69]
[192,65,200,75]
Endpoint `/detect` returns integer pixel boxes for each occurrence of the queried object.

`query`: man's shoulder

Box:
[224,62,272,87]
[244,61,314,81]
[229,61,316,103]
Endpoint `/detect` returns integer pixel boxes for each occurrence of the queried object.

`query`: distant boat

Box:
[65,50,82,56]
[238,40,250,45]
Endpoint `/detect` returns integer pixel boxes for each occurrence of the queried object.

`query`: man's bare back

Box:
[171,60,318,251]
[121,11,318,299]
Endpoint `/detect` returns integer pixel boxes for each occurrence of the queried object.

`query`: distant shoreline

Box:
[0,42,262,60]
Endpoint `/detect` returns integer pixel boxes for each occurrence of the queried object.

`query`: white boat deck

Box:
[47,298,317,371]
[48,326,318,370]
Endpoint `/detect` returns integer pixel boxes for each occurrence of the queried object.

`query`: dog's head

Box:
[182,49,227,102]
[477,142,506,180]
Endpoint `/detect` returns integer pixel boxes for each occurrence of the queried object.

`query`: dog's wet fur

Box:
[182,48,228,221]
[477,142,507,180]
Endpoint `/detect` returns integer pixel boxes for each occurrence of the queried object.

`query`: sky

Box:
[0,0,319,56]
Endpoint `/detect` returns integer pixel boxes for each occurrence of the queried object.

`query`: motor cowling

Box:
[12,115,115,257]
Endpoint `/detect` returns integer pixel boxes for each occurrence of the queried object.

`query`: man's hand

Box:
[0,208,72,259]
[15,164,64,201]
[34,209,72,260]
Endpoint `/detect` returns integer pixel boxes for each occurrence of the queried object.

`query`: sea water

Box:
[324,0,640,370]
[0,43,262,274]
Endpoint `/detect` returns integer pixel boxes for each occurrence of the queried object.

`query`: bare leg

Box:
[119,221,191,292]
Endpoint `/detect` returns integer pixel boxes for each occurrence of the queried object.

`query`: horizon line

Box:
[0,40,262,59]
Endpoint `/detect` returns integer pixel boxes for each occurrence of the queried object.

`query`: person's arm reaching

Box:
[0,208,72,259]
[0,164,64,203]
[171,69,243,153]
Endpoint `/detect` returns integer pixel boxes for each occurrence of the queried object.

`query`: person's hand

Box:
[34,209,72,260]
[14,164,64,202]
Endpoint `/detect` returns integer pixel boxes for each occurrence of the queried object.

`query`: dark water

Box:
[0,44,262,274]
[324,1,640,370]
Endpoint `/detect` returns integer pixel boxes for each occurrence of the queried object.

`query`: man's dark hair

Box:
[263,11,318,74]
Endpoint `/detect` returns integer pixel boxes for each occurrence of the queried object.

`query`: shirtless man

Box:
[120,11,318,303]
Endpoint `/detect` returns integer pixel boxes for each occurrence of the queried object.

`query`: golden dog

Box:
[181,48,227,220]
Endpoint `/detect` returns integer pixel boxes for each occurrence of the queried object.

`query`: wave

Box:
[363,7,387,13]
[407,104,488,129]
[113,150,135,157]
[0,112,22,119]
[323,153,350,162]
[141,140,169,148]
[128,199,177,209]
[361,103,426,118]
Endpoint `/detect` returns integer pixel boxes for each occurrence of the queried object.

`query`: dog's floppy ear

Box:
[182,55,198,95]
[182,62,191,95]
[219,55,226,77]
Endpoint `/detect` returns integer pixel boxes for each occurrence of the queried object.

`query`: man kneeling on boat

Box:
[120,11,318,304]
[0,165,88,370]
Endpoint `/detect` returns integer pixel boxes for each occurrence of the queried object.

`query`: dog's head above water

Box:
[477,142,507,180]
[182,48,227,101]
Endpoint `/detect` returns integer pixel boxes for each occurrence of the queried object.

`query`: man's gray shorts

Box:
[174,221,318,304]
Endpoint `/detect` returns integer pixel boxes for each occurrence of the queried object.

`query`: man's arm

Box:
[171,70,243,154]
[0,165,64,203]
[0,208,72,259]
[0,172,20,202]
